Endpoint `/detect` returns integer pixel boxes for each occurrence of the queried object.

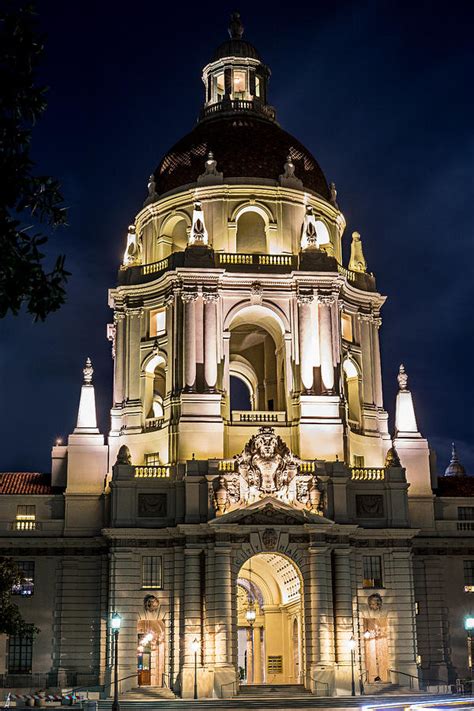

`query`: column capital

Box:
[297,290,313,305]
[126,306,144,319]
[114,310,126,322]
[317,292,336,306]
[203,289,219,303]
[181,289,198,303]
[184,547,203,555]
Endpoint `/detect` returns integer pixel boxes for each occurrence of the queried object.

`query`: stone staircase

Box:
[96,692,467,710]
[239,683,313,697]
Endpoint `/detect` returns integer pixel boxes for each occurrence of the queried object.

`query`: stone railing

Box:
[142,257,169,276]
[10,520,41,531]
[436,520,474,532]
[199,99,277,122]
[217,252,297,269]
[144,417,164,432]
[231,410,286,424]
[134,465,171,478]
[351,467,385,481]
[218,460,236,472]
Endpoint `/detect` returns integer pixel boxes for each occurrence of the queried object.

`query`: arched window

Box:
[160,216,188,256]
[236,211,266,253]
[152,367,166,417]
[343,358,361,429]
[230,375,252,411]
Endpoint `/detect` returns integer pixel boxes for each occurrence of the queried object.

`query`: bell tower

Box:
[108,14,393,470]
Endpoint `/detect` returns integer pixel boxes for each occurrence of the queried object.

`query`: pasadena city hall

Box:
[1,13,473,702]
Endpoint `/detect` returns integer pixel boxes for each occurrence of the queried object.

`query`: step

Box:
[239,683,313,696]
[96,692,468,710]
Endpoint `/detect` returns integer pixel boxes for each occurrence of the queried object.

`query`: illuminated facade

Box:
[1,14,473,701]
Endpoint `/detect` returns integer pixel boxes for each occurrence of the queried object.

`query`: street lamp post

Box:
[246,600,256,683]
[191,638,199,700]
[111,612,121,711]
[464,616,474,689]
[348,635,356,697]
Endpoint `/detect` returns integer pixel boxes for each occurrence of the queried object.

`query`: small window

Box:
[353,454,365,468]
[216,73,225,99]
[145,452,160,466]
[255,75,261,98]
[11,561,35,597]
[8,631,33,673]
[233,70,246,98]
[341,313,353,342]
[459,507,474,521]
[363,555,383,588]
[15,506,36,531]
[464,560,474,592]
[150,309,166,337]
[142,556,162,589]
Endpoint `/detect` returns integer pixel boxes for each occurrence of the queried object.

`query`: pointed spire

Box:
[348,231,367,273]
[444,442,466,477]
[394,363,419,436]
[189,201,209,246]
[74,357,99,433]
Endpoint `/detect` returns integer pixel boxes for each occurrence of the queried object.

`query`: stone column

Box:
[127,307,143,401]
[254,627,262,683]
[113,311,126,405]
[334,548,353,664]
[247,628,254,683]
[297,293,314,392]
[214,547,232,665]
[318,296,335,394]
[203,291,219,392]
[184,549,202,666]
[372,315,383,407]
[359,313,374,405]
[182,291,198,392]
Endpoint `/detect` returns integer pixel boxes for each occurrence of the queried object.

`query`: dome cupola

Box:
[444,442,466,477]
[200,12,275,123]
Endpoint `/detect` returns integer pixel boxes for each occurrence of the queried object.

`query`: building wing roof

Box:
[0,472,63,495]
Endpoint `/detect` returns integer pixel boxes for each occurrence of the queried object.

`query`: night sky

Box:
[1,1,473,475]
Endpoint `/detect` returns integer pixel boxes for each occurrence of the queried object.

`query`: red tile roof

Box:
[0,472,63,495]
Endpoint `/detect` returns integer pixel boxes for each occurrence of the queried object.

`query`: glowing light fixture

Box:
[111,611,121,631]
[465,616,474,631]
[191,638,199,654]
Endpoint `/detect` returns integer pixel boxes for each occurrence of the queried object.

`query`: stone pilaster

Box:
[126,307,143,402]
[203,291,219,391]
[182,291,198,392]
[183,549,202,666]
[297,292,314,392]
[372,315,383,408]
[318,295,335,394]
[113,311,126,405]
[214,547,232,665]
[334,548,354,664]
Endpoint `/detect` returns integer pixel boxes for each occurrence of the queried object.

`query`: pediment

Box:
[210,496,332,526]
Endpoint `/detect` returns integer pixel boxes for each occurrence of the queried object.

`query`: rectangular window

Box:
[353,454,365,468]
[459,507,474,520]
[15,505,36,531]
[11,561,35,597]
[233,70,247,98]
[8,632,33,674]
[363,555,383,588]
[267,655,283,674]
[341,313,353,341]
[142,556,162,589]
[150,309,166,337]
[145,452,160,466]
[464,560,474,592]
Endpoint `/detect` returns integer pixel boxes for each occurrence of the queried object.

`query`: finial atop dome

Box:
[444,442,466,477]
[228,11,244,39]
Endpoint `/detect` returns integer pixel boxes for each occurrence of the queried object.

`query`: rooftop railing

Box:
[231,410,287,424]
[351,467,385,481]
[133,465,172,479]
[199,98,277,122]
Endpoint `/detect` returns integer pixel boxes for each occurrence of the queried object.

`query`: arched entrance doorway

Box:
[236,553,304,685]
[137,619,165,687]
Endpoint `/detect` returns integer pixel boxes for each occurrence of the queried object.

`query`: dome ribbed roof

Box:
[444,442,467,477]
[211,38,261,61]
[154,115,329,198]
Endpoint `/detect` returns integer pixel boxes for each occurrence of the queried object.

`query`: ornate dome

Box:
[212,38,261,61]
[444,442,466,477]
[154,115,330,199]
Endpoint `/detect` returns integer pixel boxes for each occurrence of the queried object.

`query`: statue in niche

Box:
[367,593,383,616]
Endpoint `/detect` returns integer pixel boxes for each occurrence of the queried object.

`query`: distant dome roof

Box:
[444,442,466,477]
[154,115,330,198]
[211,38,261,61]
